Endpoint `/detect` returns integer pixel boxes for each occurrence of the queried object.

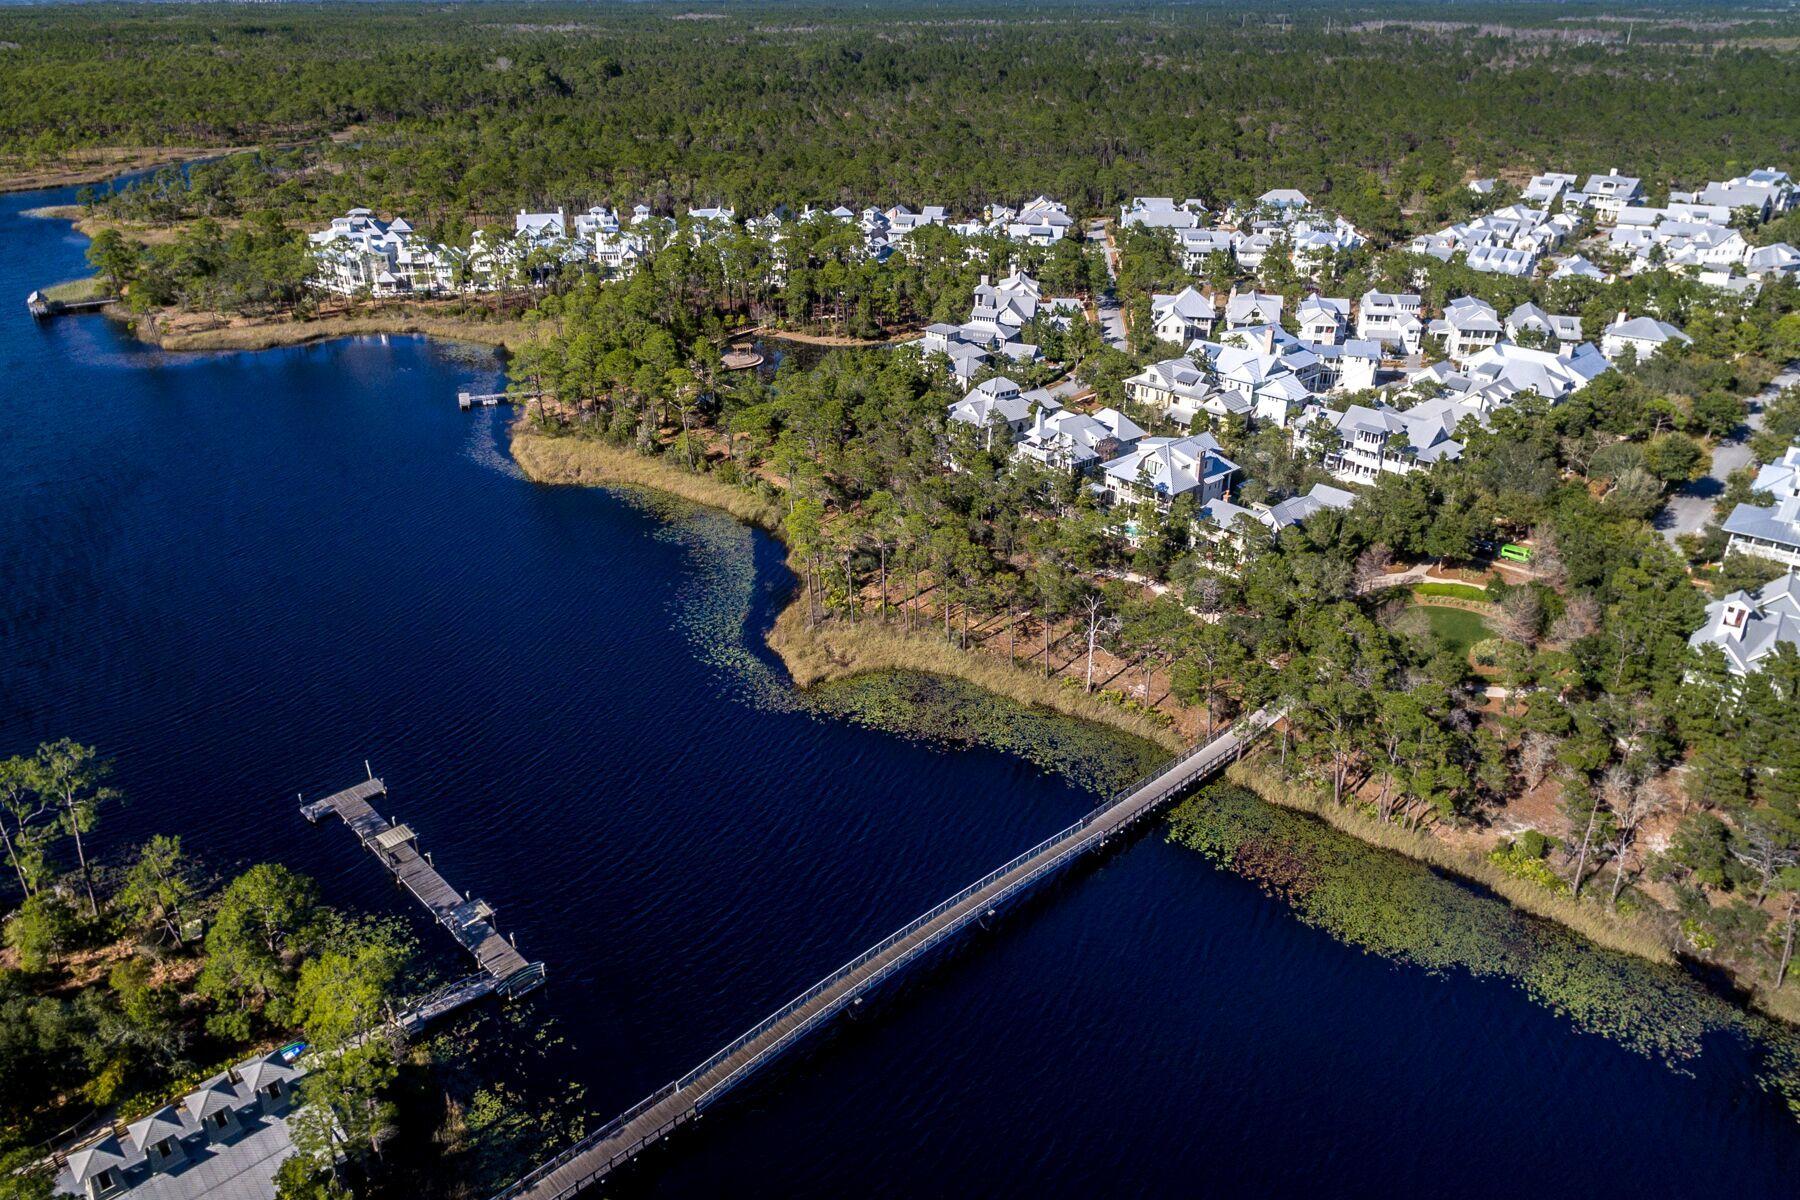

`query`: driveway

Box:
[1658,363,1796,544]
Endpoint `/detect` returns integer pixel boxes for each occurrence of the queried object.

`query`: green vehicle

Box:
[1499,543,1532,563]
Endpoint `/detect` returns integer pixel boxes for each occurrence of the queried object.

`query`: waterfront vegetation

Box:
[1167,780,1800,1110]
[0,741,579,1200]
[10,0,1800,1181]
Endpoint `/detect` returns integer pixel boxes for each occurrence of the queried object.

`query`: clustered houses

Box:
[309,205,658,297]
[920,269,1084,383]
[949,196,1076,244]
[1410,203,1578,277]
[1118,191,1365,276]
[57,1049,311,1200]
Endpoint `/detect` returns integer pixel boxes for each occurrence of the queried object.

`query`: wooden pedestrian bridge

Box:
[491,707,1280,1200]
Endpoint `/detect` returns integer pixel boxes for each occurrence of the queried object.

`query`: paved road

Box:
[1086,218,1128,350]
[1659,364,1796,544]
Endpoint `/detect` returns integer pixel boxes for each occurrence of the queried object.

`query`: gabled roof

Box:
[127,1105,190,1150]
[68,1135,130,1184]
[184,1072,243,1123]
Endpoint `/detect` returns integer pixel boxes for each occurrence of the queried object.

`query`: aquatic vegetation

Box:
[805,672,1167,797]
[1167,784,1800,1098]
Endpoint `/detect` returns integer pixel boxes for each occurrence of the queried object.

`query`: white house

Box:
[1149,286,1217,344]
[1177,228,1236,271]
[1600,312,1693,361]
[1582,170,1643,223]
[1124,358,1250,425]
[1295,295,1350,345]
[1429,296,1504,362]
[947,378,1061,449]
[1504,303,1585,353]
[1356,290,1424,354]
[1120,197,1207,230]
[1752,445,1800,502]
[1689,571,1800,675]
[1015,407,1146,473]
[1223,288,1284,330]
[1101,433,1241,509]
[1724,495,1800,568]
[56,1048,309,1200]
[1523,172,1579,206]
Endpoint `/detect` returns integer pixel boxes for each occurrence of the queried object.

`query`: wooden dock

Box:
[489,708,1280,1200]
[301,776,546,999]
[459,389,541,410]
[26,291,116,319]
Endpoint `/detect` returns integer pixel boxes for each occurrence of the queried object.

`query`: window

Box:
[94,1169,115,1191]
[157,1137,175,1158]
[213,1110,230,1128]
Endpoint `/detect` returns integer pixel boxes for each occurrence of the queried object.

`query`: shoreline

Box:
[511,424,1800,1029]
[510,427,1181,751]
[1224,759,1800,1027]
[0,145,262,194]
[123,307,535,353]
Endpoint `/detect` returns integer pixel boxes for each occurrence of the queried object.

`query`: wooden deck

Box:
[301,776,545,997]
[491,708,1279,1200]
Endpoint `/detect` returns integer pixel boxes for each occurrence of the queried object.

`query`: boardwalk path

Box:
[494,708,1279,1200]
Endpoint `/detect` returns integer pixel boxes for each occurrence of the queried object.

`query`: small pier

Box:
[301,775,546,1011]
[27,290,116,319]
[459,389,540,410]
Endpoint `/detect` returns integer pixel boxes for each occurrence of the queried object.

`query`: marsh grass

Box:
[1170,778,1800,1092]
[512,429,784,529]
[768,601,1185,753]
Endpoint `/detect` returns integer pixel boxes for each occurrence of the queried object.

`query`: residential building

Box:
[1120,197,1207,230]
[1149,286,1217,344]
[1303,399,1473,483]
[1689,571,1800,675]
[1124,358,1249,425]
[308,209,456,297]
[1600,312,1693,361]
[1724,495,1800,568]
[1429,296,1504,362]
[1504,303,1585,353]
[947,378,1060,449]
[1356,290,1424,354]
[1100,433,1240,509]
[1582,169,1643,223]
[1522,172,1579,206]
[1752,445,1800,502]
[1295,295,1350,345]
[1014,407,1146,473]
[1176,228,1236,271]
[57,1049,310,1200]
[1223,288,1284,330]
[1005,196,1074,243]
[1549,254,1607,281]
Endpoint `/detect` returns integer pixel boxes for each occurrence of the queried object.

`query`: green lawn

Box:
[1413,581,1492,603]
[40,275,106,302]
[1417,605,1494,657]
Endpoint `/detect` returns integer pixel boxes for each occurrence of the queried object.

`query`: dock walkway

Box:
[492,708,1279,1200]
[301,777,546,998]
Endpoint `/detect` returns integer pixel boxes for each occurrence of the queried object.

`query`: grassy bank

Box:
[0,145,257,193]
[512,428,784,528]
[512,426,1182,752]
[1168,782,1800,1089]
[768,602,1184,753]
[1224,758,1800,1026]
[126,307,535,353]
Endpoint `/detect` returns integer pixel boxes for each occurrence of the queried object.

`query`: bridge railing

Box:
[488,708,1280,1200]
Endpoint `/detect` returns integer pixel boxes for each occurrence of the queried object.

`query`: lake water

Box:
[5,184,1800,1196]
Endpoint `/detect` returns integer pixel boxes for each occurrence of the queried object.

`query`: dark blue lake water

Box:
[4,184,1799,1196]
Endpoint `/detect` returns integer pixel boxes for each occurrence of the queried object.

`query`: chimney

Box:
[1614,310,1628,327]
[1259,325,1275,355]
[1721,600,1750,640]
[979,273,990,287]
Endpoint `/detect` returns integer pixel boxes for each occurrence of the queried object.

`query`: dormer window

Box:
[156,1137,175,1158]
[94,1169,116,1191]
[213,1110,230,1128]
